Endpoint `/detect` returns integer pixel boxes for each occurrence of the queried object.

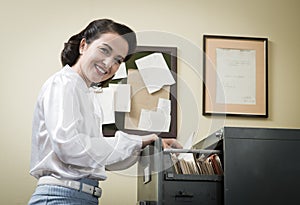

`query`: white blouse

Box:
[30,65,142,180]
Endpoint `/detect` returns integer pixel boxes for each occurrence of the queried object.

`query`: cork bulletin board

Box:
[103,46,177,138]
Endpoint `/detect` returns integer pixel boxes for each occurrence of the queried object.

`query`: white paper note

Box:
[112,62,127,80]
[109,84,131,112]
[157,98,171,114]
[135,53,175,94]
[178,132,196,161]
[138,109,171,132]
[93,87,115,124]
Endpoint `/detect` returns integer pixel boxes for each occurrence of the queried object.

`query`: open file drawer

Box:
[137,138,223,205]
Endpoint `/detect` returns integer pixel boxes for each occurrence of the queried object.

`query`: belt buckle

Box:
[93,187,102,198]
[82,183,102,198]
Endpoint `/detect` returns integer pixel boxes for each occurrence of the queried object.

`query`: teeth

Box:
[95,65,107,74]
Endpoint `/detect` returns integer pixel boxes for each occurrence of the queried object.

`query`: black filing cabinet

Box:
[194,127,300,205]
[137,127,300,205]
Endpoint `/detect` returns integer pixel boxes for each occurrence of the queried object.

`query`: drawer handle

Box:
[175,191,194,198]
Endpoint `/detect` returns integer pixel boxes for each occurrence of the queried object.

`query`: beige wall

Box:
[0,0,299,204]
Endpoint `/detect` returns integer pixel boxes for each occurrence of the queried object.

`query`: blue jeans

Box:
[28,185,99,205]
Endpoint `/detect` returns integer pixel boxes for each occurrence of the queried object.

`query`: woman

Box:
[28,19,181,205]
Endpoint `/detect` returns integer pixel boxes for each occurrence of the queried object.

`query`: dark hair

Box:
[61,19,137,67]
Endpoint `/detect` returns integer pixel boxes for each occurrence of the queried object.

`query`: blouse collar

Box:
[63,65,90,93]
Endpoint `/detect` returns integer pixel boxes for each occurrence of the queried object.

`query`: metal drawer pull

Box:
[175,191,194,198]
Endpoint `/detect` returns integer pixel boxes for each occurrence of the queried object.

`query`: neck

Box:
[72,64,91,87]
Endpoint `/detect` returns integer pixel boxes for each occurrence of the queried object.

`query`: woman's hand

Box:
[141,134,182,149]
[162,138,183,149]
[141,134,159,148]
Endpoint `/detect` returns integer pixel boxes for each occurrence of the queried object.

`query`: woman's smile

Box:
[95,64,107,76]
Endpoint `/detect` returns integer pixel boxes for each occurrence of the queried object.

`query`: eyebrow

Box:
[103,43,113,52]
[103,43,125,60]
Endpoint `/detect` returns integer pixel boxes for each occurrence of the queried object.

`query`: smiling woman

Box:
[28,18,182,205]
[73,33,129,86]
[61,19,137,87]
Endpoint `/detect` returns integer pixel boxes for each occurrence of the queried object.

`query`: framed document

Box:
[203,35,268,117]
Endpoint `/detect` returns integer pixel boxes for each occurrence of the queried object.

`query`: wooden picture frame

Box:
[103,46,177,138]
[203,35,268,117]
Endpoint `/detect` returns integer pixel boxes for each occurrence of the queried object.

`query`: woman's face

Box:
[75,32,129,86]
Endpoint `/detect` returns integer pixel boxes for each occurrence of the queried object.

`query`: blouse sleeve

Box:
[42,77,142,169]
[104,131,142,171]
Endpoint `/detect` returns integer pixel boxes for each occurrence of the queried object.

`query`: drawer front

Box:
[162,180,223,205]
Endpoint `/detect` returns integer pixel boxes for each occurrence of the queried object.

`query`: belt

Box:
[38,176,102,198]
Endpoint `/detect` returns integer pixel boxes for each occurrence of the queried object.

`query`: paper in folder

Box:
[164,148,223,175]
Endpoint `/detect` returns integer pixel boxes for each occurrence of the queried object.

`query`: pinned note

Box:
[109,84,131,112]
[135,53,175,94]
[112,62,127,80]
[92,87,115,124]
[157,98,171,115]
[137,98,171,132]
[138,109,171,132]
